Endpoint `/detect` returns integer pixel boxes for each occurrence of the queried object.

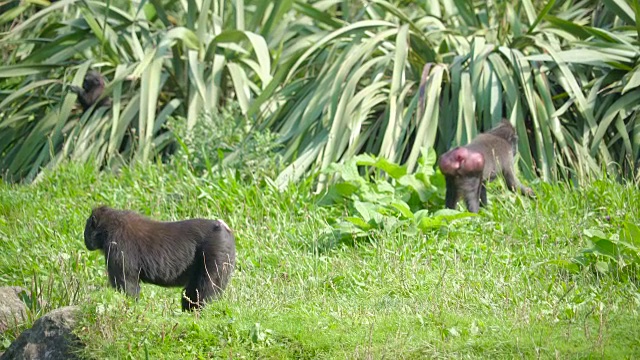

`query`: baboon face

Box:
[84,212,104,251]
[83,71,103,91]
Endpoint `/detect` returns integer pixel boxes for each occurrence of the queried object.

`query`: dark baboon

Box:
[84,206,236,311]
[438,120,535,213]
[70,70,111,113]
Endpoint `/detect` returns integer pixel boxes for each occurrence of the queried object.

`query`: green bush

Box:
[170,103,282,181]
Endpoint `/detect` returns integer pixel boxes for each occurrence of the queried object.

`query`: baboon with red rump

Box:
[84,206,236,311]
[438,120,535,213]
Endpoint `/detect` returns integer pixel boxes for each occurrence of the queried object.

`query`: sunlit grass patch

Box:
[1,160,639,358]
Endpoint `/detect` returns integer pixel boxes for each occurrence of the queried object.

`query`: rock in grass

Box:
[0,306,82,360]
[0,286,28,333]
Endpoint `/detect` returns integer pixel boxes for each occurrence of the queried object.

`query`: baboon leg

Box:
[461,176,482,213]
[502,168,535,197]
[479,182,488,207]
[444,176,460,209]
[107,256,140,298]
[182,247,229,311]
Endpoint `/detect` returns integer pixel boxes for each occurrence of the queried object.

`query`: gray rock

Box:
[0,306,82,360]
[0,286,28,333]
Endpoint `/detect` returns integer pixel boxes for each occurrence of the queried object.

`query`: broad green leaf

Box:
[0,65,59,78]
[227,62,251,114]
[591,89,640,155]
[404,64,445,173]
[389,200,413,219]
[397,175,430,203]
[583,228,609,240]
[0,4,29,26]
[379,24,409,161]
[138,56,164,161]
[163,27,201,50]
[592,239,619,260]
[528,0,555,33]
[622,65,640,94]
[286,20,395,82]
[526,49,631,66]
[292,1,343,28]
[602,0,636,25]
[544,16,592,39]
[622,222,640,246]
[334,182,360,197]
[353,201,378,223]
[355,154,407,179]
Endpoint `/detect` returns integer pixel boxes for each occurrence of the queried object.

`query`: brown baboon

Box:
[438,120,535,213]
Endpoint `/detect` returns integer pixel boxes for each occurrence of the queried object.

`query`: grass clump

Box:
[169,103,282,182]
[1,143,640,358]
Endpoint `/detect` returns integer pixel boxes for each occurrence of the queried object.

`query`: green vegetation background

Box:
[1,0,640,358]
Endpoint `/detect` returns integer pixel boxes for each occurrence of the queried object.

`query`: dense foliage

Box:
[1,0,639,185]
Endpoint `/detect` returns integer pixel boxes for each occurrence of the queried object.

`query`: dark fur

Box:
[438,120,535,213]
[84,206,236,311]
[70,70,112,112]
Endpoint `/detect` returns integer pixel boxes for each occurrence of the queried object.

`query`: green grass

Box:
[1,161,639,359]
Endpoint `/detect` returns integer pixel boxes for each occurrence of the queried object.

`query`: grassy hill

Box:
[1,160,638,358]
